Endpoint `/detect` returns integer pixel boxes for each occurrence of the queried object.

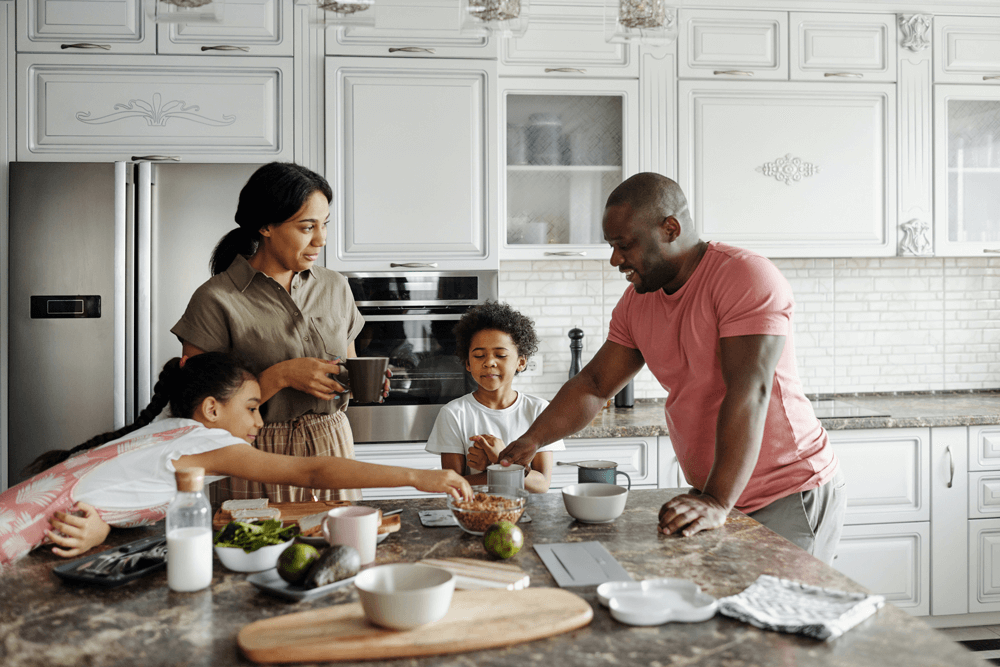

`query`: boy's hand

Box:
[466,441,490,472]
[469,435,505,465]
[47,502,111,558]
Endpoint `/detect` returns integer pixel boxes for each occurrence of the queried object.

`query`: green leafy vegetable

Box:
[213,520,299,553]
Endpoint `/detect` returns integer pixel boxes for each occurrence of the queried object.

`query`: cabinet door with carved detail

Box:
[16,54,292,162]
[677,80,896,257]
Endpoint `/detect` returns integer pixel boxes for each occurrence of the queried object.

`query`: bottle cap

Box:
[175,467,206,493]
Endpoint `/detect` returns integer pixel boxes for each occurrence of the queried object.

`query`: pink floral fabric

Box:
[0,425,200,566]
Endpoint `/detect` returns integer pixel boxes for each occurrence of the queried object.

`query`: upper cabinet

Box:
[935,16,1000,85]
[678,9,788,81]
[789,12,896,82]
[156,0,292,57]
[325,0,495,59]
[325,57,497,271]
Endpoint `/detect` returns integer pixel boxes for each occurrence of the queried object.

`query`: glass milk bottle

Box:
[166,467,213,592]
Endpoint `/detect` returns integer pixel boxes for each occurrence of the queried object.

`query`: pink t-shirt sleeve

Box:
[714,255,792,338]
[607,287,639,349]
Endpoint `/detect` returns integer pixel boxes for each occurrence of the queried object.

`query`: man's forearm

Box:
[518,373,608,448]
[701,391,768,511]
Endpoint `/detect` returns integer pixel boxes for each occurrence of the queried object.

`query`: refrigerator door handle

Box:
[114,162,127,430]
[136,162,153,411]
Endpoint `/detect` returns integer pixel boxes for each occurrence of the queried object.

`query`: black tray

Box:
[52,535,167,588]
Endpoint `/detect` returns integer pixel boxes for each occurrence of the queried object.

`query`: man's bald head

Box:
[605,173,692,238]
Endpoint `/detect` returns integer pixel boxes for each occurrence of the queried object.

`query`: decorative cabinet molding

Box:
[16,0,155,55]
[552,438,657,489]
[498,3,638,78]
[156,0,292,57]
[898,219,933,256]
[836,522,929,616]
[16,54,292,161]
[968,426,1000,471]
[678,9,788,80]
[897,40,933,255]
[898,14,932,53]
[935,16,1000,84]
[789,12,896,82]
[326,57,497,271]
[639,47,675,179]
[969,518,1000,612]
[678,80,896,257]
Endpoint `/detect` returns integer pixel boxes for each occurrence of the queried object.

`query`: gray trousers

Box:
[747,468,847,565]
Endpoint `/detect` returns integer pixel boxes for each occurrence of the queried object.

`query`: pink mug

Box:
[322,506,380,565]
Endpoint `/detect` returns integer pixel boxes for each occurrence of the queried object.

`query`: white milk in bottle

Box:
[166,468,213,592]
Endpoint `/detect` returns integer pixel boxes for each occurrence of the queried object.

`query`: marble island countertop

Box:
[569,391,1000,439]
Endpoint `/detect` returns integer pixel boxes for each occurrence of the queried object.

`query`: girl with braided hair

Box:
[0,353,471,566]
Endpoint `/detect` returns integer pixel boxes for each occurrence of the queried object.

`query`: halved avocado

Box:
[302,545,361,589]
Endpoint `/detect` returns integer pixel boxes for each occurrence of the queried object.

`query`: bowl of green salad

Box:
[213,519,299,573]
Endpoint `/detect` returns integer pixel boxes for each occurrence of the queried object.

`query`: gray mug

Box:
[342,357,389,404]
[577,461,631,490]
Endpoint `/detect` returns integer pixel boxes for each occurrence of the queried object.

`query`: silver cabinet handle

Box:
[824,72,863,78]
[544,251,587,256]
[131,155,181,162]
[984,75,1000,81]
[389,262,439,268]
[544,68,586,74]
[201,45,250,52]
[713,70,754,76]
[61,43,111,50]
[984,249,1000,253]
[389,47,436,54]
[946,445,955,489]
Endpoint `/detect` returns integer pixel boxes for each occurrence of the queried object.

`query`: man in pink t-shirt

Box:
[499,173,846,564]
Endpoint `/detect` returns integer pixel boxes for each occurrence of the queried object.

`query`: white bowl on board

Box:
[561,483,628,523]
[354,564,456,630]
[214,539,293,573]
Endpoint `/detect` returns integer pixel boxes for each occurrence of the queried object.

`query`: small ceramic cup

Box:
[577,460,631,490]
[487,463,526,491]
[322,506,380,565]
[343,357,389,404]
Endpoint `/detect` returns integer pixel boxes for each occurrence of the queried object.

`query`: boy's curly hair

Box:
[454,300,539,362]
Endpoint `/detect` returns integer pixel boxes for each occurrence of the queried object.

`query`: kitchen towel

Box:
[717,575,884,641]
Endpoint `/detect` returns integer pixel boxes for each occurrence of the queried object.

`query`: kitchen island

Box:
[0,490,980,667]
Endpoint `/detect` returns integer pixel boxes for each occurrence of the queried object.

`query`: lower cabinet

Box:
[969,518,1000,613]
[836,522,930,616]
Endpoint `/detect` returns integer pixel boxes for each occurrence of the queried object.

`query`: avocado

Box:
[302,545,361,589]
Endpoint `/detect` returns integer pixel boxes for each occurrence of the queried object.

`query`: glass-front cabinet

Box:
[935,85,1000,256]
[499,78,639,260]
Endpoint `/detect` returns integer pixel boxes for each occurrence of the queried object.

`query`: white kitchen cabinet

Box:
[16,53,292,162]
[325,0,495,60]
[498,2,638,78]
[934,16,1000,85]
[354,443,445,500]
[552,437,657,490]
[789,12,896,83]
[970,518,1000,612]
[678,9,788,81]
[500,77,638,261]
[969,425,1000,471]
[16,0,155,54]
[156,0,292,57]
[1,1,13,491]
[836,522,929,616]
[931,427,968,616]
[678,80,895,258]
[325,56,497,271]
[657,436,688,489]
[933,85,1000,256]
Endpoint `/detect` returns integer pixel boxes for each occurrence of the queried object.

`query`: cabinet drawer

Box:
[789,12,895,82]
[834,522,929,616]
[970,471,1000,518]
[17,54,292,161]
[355,443,446,500]
[552,437,657,490]
[829,428,930,525]
[325,0,495,59]
[499,4,637,78]
[969,518,1000,612]
[17,0,155,54]
[935,16,1000,85]
[969,426,1000,470]
[156,0,292,56]
[678,9,787,80]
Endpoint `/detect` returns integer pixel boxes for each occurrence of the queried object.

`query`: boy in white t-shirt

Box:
[425,301,564,493]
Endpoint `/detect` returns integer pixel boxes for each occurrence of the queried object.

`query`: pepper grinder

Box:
[568,328,584,379]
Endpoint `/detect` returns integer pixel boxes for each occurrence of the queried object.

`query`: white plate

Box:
[246,568,358,602]
[599,579,718,626]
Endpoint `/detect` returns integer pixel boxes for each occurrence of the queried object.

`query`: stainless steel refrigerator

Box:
[7,161,264,485]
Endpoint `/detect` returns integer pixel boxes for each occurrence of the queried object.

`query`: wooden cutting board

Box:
[238,588,592,664]
[418,557,529,590]
[213,501,351,530]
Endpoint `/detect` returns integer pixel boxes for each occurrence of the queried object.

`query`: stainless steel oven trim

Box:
[363,314,464,322]
[354,299,483,308]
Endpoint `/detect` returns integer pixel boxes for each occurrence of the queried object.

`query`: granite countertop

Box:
[0,491,980,667]
[570,391,1000,438]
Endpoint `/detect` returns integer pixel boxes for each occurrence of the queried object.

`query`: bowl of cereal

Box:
[446,486,529,536]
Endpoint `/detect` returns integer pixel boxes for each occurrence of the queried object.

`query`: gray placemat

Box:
[534,541,633,587]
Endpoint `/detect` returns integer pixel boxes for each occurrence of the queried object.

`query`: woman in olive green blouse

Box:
[172,162,384,502]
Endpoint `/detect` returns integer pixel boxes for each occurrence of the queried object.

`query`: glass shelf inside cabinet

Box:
[947,99,1000,244]
[506,94,624,247]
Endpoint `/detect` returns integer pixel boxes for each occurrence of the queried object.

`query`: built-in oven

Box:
[344,271,498,443]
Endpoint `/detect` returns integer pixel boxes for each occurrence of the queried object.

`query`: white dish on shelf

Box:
[600,579,718,626]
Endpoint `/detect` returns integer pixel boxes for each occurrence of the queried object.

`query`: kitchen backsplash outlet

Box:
[503,256,1000,400]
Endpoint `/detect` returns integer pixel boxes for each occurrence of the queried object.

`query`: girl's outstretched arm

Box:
[177,445,473,501]
[47,502,111,558]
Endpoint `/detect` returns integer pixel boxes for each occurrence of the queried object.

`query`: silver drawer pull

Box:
[824,72,863,78]
[946,446,955,489]
[389,262,439,268]
[200,45,250,52]
[131,155,182,162]
[544,251,587,257]
[61,43,111,50]
[984,75,1000,81]
[984,248,1000,253]
[713,70,754,76]
[544,68,586,74]
[389,47,436,54]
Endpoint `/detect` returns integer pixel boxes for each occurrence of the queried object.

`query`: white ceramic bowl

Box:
[214,539,293,573]
[561,483,628,523]
[604,579,718,626]
[354,564,456,630]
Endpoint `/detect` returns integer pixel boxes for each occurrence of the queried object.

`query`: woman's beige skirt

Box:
[213,411,362,504]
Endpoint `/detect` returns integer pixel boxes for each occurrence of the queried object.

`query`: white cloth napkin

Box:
[718,574,885,641]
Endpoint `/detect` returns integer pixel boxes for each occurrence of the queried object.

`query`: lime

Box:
[483,521,524,560]
[277,543,320,585]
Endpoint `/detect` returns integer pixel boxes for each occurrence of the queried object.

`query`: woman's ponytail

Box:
[210,227,258,276]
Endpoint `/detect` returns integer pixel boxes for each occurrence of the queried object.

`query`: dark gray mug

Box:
[343,357,389,404]
[577,461,631,490]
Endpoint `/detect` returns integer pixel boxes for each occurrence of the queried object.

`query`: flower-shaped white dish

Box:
[600,579,718,626]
